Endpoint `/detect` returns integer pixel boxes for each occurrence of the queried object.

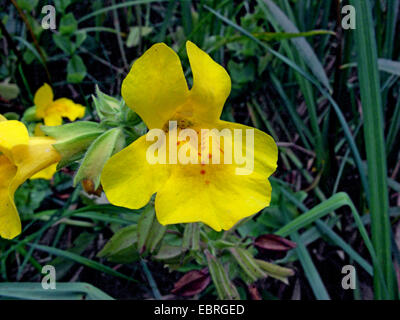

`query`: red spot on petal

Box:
[208,153,212,159]
[177,141,180,146]
[200,169,206,175]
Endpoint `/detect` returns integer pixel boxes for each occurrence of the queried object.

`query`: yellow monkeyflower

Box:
[0,116,61,239]
[31,84,85,179]
[30,123,58,180]
[34,83,85,126]
[101,41,278,231]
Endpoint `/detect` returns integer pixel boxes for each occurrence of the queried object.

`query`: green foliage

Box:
[1,0,399,301]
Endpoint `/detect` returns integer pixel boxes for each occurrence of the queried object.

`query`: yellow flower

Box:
[101,41,278,231]
[0,116,61,239]
[31,84,84,179]
[34,83,86,126]
[29,123,58,180]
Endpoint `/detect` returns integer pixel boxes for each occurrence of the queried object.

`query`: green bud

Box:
[229,248,266,283]
[182,223,200,251]
[255,259,295,284]
[205,250,240,300]
[22,106,38,122]
[93,85,123,121]
[74,127,123,189]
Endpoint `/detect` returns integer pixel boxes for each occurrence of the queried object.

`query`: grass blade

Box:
[0,283,114,300]
[260,0,332,92]
[27,243,138,283]
[351,0,395,299]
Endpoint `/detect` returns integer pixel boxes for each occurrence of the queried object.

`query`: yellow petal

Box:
[43,113,63,126]
[155,121,278,231]
[101,135,170,209]
[0,155,20,240]
[0,114,7,122]
[52,98,86,121]
[186,41,231,123]
[34,83,54,119]
[216,120,278,178]
[121,43,189,129]
[10,137,61,193]
[30,163,57,180]
[0,133,61,240]
[0,120,30,159]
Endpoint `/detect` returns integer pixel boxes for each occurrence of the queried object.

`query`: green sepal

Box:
[255,259,294,285]
[229,248,266,283]
[205,250,240,300]
[42,121,105,168]
[41,121,104,141]
[182,223,200,251]
[74,127,123,189]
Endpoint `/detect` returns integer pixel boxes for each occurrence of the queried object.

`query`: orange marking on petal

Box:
[205,180,210,185]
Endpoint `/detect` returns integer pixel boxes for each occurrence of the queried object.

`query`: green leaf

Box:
[98,225,140,264]
[154,245,185,263]
[59,13,78,35]
[137,205,156,254]
[378,58,400,76]
[17,0,38,11]
[0,81,20,100]
[75,30,87,48]
[53,33,74,55]
[146,216,167,254]
[126,26,153,47]
[53,0,72,12]
[67,55,87,84]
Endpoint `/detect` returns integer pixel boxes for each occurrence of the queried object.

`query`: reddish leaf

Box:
[171,268,211,297]
[254,234,297,251]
